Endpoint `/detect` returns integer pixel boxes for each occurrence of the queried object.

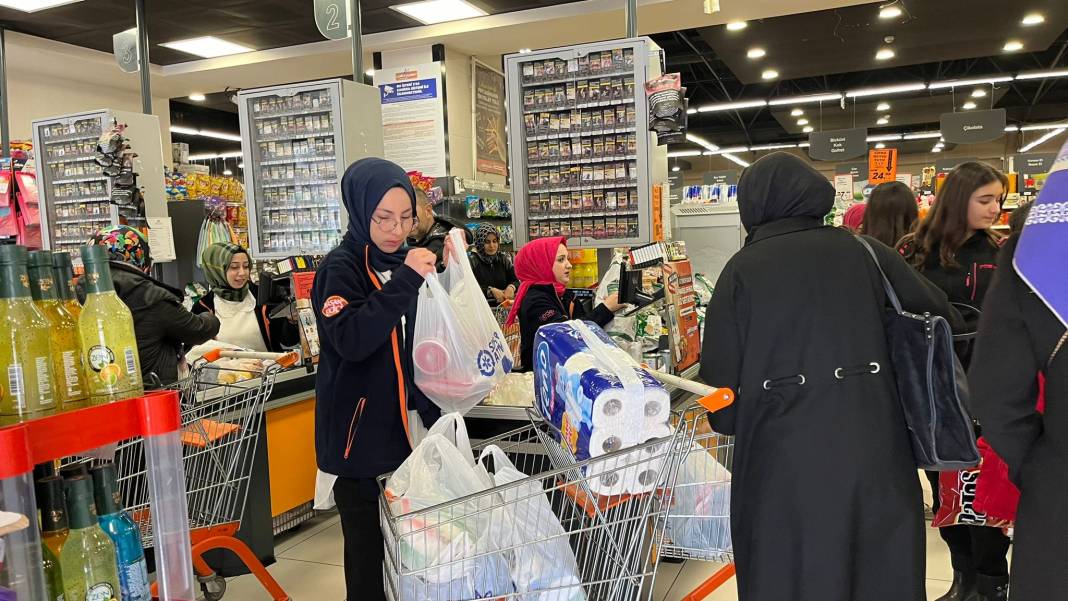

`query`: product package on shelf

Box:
[533,320,671,496]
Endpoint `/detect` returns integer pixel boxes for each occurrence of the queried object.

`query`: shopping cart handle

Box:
[643,366,734,413]
[201,349,301,368]
[698,388,734,414]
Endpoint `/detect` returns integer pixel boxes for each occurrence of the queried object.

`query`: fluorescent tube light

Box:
[903,132,942,140]
[1015,69,1068,80]
[1005,125,1019,132]
[685,133,719,151]
[749,143,796,151]
[1020,122,1068,131]
[160,36,254,58]
[667,150,703,157]
[768,93,842,106]
[866,134,903,141]
[0,0,83,12]
[722,153,751,168]
[1019,128,1067,152]
[928,76,1013,90]
[169,126,242,142]
[846,82,927,98]
[391,0,487,24]
[696,99,768,112]
[797,142,810,148]
[187,151,244,161]
[687,108,698,114]
[705,146,750,155]
[169,126,200,136]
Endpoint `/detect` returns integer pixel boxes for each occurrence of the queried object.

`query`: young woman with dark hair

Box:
[861,181,919,248]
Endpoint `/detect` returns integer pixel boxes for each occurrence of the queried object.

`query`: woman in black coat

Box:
[969,160,1068,601]
[469,224,518,307]
[700,152,961,601]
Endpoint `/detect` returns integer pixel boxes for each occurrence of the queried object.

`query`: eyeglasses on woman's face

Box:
[370,214,417,233]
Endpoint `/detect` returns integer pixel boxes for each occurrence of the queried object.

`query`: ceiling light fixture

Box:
[365,69,376,76]
[962,101,977,110]
[169,126,199,136]
[875,142,886,149]
[667,150,703,157]
[238,163,245,169]
[687,108,698,114]
[797,142,811,147]
[876,102,891,111]
[802,126,814,133]
[1021,13,1045,26]
[685,133,719,152]
[875,48,896,61]
[223,169,233,176]
[928,76,1014,90]
[971,89,987,98]
[1005,125,1020,132]
[392,0,487,24]
[169,126,242,142]
[761,69,779,80]
[696,99,768,112]
[0,0,83,12]
[877,116,890,125]
[768,93,842,106]
[187,151,244,161]
[722,153,751,168]
[867,134,903,141]
[796,118,809,125]
[1015,68,1068,80]
[903,132,942,140]
[790,108,804,117]
[1020,128,1067,152]
[1019,122,1068,131]
[671,165,681,172]
[1003,40,1024,52]
[160,36,254,58]
[518,48,532,53]
[726,21,747,31]
[188,93,206,102]
[706,146,751,155]
[846,82,927,98]
[747,47,766,59]
[878,5,902,19]
[749,143,797,151]
[932,147,943,153]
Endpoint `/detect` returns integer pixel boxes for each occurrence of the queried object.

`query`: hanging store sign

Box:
[935,157,980,174]
[375,63,448,177]
[702,170,739,186]
[113,28,139,74]
[940,109,1006,144]
[473,60,508,177]
[1013,153,1057,176]
[808,128,868,161]
[314,0,350,40]
[868,148,899,185]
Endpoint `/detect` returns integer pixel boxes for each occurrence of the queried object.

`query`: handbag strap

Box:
[856,236,906,314]
[1049,330,1068,367]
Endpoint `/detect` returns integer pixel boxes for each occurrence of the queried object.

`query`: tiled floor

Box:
[223,512,963,600]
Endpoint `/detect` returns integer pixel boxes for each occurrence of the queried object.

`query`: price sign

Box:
[868,148,899,185]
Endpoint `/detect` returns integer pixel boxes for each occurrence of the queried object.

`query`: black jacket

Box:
[903,233,1001,309]
[311,239,440,480]
[700,219,960,601]
[516,284,614,372]
[969,236,1068,601]
[408,215,473,272]
[193,283,299,353]
[78,261,220,386]
[470,253,518,306]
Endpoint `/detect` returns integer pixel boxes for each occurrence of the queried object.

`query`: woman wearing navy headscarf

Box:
[311,158,441,600]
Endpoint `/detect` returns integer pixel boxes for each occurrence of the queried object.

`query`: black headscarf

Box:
[341,157,417,272]
[738,152,834,243]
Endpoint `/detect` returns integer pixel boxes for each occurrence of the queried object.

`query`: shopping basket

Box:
[0,391,197,600]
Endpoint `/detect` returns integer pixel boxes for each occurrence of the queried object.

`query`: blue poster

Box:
[379,79,438,104]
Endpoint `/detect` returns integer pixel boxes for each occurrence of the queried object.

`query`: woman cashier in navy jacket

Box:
[312,158,441,600]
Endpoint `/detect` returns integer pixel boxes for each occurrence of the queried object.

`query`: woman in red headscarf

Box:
[506,236,625,371]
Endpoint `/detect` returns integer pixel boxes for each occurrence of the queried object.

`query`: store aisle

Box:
[222,513,962,600]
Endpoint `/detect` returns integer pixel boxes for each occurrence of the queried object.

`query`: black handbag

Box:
[857,237,980,470]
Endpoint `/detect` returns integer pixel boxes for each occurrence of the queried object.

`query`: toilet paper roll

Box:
[628,424,674,494]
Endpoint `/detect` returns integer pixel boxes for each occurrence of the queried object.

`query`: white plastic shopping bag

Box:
[478,445,586,601]
[665,444,732,553]
[414,229,514,414]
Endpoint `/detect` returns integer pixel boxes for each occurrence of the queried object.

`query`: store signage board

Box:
[808,128,868,161]
[667,173,684,203]
[835,161,868,202]
[702,170,739,186]
[374,63,448,177]
[113,29,139,74]
[1013,153,1057,176]
[662,260,701,372]
[868,148,899,185]
[941,109,1006,144]
[473,60,508,177]
[935,157,979,174]
[314,0,350,40]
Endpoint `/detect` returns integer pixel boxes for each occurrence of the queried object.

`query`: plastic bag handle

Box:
[476,444,512,476]
[426,412,474,463]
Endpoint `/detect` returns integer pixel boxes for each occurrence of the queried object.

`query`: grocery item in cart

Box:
[664,442,732,554]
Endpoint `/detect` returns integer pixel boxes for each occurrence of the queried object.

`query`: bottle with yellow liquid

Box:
[53,250,82,321]
[0,244,57,425]
[77,245,143,404]
[29,250,89,411]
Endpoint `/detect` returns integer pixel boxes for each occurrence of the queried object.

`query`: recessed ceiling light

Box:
[803,126,814,133]
[223,169,233,176]
[971,89,987,98]
[790,108,804,117]
[365,69,376,76]
[747,47,766,59]
[876,102,890,111]
[879,5,902,19]
[1021,13,1045,26]
[160,36,254,58]
[877,117,890,125]
[726,21,747,31]
[875,142,886,149]
[671,165,681,172]
[935,142,945,148]
[1003,40,1024,52]
[391,0,487,25]
[0,0,83,12]
[963,101,977,110]
[518,48,532,53]
[932,148,943,153]
[238,163,245,169]
[876,48,896,61]
[797,118,809,125]
[188,93,206,102]
[762,69,779,80]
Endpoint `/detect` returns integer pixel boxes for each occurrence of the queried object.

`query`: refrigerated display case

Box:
[504,37,668,248]
[237,78,383,259]
[31,109,167,254]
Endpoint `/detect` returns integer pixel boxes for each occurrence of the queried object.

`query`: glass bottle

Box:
[60,476,121,601]
[29,250,89,411]
[91,463,149,601]
[53,251,82,321]
[76,246,143,404]
[37,476,70,601]
[42,541,65,601]
[0,244,57,425]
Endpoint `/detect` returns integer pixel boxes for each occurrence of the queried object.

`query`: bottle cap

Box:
[0,244,28,266]
[79,245,110,265]
[64,475,98,530]
[28,250,54,269]
[52,251,74,270]
[90,463,122,516]
[35,476,69,533]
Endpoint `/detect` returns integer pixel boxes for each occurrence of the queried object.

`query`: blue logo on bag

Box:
[477,333,510,376]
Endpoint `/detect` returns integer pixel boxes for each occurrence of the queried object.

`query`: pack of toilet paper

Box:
[534,320,672,496]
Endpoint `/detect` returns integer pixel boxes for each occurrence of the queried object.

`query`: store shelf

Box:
[260,225,340,234]
[52,175,106,185]
[529,154,638,168]
[54,215,110,224]
[529,210,639,220]
[54,237,94,245]
[42,132,101,144]
[256,131,335,143]
[528,182,638,194]
[46,154,97,165]
[259,154,336,166]
[525,97,632,115]
[263,203,336,210]
[253,106,333,120]
[521,68,633,88]
[260,178,337,189]
[53,195,110,205]
[527,126,637,141]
